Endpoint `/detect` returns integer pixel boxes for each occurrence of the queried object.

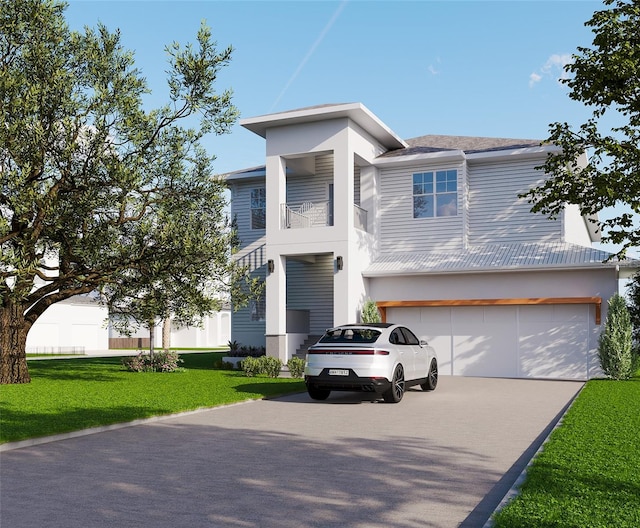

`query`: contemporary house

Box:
[225,102,637,380]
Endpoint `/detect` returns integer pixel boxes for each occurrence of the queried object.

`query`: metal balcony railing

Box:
[280,201,368,231]
[281,201,330,229]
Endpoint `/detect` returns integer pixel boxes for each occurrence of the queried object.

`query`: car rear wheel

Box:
[383,364,405,403]
[307,387,331,400]
[421,359,438,391]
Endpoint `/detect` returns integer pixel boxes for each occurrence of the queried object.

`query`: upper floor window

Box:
[251,188,266,229]
[413,170,458,218]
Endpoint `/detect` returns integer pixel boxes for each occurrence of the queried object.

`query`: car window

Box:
[390,329,407,345]
[319,328,381,344]
[400,327,420,345]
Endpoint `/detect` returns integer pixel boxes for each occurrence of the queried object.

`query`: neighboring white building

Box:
[225,102,638,380]
[108,310,231,350]
[27,295,110,354]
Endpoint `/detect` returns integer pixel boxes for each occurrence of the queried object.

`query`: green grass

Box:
[492,375,640,528]
[0,352,305,444]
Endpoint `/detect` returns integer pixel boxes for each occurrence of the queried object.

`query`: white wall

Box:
[27,297,109,353]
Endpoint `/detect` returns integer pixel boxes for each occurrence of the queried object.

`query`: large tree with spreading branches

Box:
[1,0,257,384]
[522,0,640,259]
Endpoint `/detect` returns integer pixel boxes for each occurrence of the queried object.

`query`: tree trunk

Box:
[162,318,171,351]
[0,301,31,384]
[148,321,155,359]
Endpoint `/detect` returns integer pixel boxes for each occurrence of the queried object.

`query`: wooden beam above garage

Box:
[376,297,602,325]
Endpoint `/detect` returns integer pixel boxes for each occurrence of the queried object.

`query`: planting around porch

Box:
[0,352,305,444]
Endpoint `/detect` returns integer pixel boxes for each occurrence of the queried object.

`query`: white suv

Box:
[304,323,438,403]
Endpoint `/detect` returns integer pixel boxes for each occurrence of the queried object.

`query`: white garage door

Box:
[387,304,593,380]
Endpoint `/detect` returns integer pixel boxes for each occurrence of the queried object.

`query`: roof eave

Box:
[240,103,407,150]
[363,262,627,278]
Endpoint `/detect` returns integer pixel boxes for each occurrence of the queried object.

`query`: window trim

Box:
[250,187,266,230]
[412,169,458,218]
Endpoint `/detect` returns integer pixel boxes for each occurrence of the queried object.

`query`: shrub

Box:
[240,356,283,378]
[361,299,381,323]
[213,359,235,370]
[598,293,634,380]
[226,344,266,358]
[287,356,305,378]
[261,356,283,378]
[240,356,261,377]
[122,350,184,373]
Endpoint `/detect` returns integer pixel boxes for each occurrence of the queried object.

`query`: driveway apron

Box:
[0,377,582,528]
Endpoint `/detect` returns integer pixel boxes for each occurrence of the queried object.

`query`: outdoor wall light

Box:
[267,259,274,273]
[336,256,343,270]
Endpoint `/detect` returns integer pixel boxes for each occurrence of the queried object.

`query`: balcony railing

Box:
[281,201,330,229]
[280,201,368,231]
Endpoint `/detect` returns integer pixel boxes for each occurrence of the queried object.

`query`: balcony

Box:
[280,201,367,231]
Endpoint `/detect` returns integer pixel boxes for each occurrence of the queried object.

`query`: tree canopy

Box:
[0,0,256,383]
[522,0,640,259]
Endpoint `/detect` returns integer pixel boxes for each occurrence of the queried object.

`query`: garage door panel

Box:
[453,313,518,377]
[520,321,589,379]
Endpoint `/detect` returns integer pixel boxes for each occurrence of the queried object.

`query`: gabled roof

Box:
[363,242,639,277]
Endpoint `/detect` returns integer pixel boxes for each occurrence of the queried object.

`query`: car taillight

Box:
[375,350,390,355]
[307,349,376,355]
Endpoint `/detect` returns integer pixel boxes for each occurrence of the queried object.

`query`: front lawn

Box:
[492,375,640,528]
[0,353,305,444]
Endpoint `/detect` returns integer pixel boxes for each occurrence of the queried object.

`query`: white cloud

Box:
[529,53,572,88]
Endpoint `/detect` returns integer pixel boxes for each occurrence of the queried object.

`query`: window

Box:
[250,188,266,229]
[250,297,265,321]
[413,170,458,218]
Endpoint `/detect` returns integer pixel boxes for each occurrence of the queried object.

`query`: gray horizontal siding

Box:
[468,159,561,244]
[287,154,333,204]
[286,255,333,334]
[379,163,465,253]
[231,267,266,347]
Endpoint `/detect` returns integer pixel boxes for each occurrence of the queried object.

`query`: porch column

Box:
[265,155,287,362]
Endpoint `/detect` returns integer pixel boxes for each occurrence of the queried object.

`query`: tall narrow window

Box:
[413,170,458,218]
[250,188,266,229]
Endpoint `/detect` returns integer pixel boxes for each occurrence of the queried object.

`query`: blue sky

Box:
[64,0,637,259]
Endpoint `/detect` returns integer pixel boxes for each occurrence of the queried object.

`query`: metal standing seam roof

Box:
[363,242,632,276]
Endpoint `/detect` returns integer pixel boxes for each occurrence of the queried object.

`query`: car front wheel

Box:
[383,364,405,403]
[307,387,331,401]
[421,359,438,391]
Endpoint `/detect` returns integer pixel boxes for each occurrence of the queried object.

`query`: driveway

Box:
[0,377,582,528]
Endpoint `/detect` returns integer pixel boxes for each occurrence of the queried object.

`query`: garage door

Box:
[387,304,593,380]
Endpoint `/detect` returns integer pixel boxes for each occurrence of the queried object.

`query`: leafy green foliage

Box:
[521,0,640,259]
[599,293,634,379]
[492,378,640,527]
[286,356,305,378]
[0,0,260,383]
[0,353,305,443]
[121,350,184,372]
[361,299,382,323]
[627,272,640,345]
[240,356,283,378]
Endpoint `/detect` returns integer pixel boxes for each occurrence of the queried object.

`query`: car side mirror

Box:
[420,339,429,346]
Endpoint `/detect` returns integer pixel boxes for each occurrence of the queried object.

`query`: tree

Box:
[627,272,640,345]
[521,0,640,259]
[598,293,634,380]
[0,0,255,383]
[361,299,381,323]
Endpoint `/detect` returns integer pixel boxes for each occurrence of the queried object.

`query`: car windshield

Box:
[319,328,381,344]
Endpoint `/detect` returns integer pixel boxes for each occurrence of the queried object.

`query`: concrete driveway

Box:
[0,376,582,528]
